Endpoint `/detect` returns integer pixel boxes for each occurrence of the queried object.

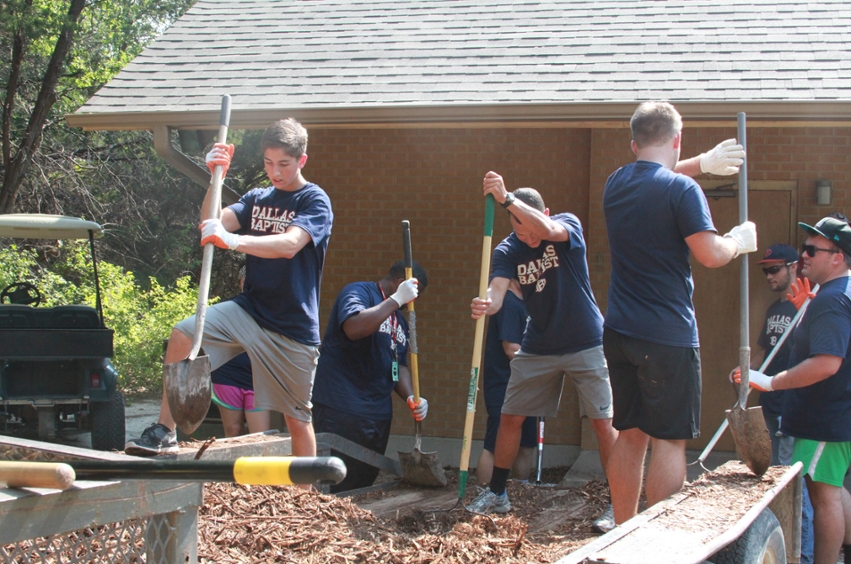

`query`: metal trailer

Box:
[0,434,803,564]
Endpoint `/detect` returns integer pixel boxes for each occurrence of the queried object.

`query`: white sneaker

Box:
[592,504,615,533]
[467,487,511,514]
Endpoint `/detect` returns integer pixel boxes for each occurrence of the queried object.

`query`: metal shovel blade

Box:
[725,405,772,477]
[398,422,447,487]
[164,355,212,435]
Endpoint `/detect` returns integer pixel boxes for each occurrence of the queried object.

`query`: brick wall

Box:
[303,123,851,449]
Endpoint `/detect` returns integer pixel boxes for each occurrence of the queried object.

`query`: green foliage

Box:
[0,240,202,395]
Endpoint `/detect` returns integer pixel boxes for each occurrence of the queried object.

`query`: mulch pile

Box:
[647,461,789,535]
[196,460,797,563]
[198,469,608,563]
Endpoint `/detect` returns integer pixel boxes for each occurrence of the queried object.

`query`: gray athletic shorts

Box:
[174,301,318,422]
[502,345,613,420]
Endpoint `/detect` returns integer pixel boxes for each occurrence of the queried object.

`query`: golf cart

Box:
[0,214,125,451]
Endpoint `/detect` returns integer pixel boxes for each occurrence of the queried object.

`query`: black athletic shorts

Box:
[483,406,537,452]
[603,327,701,440]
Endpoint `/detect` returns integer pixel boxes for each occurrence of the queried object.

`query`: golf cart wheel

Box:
[91,390,125,451]
[711,507,786,564]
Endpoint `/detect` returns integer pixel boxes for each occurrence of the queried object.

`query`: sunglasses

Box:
[801,244,840,258]
[761,264,788,275]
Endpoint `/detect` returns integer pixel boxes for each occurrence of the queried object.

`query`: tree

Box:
[1,0,195,214]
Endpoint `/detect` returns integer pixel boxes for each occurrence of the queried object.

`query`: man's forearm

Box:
[673,155,702,178]
[769,355,843,390]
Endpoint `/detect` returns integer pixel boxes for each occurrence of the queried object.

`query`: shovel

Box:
[397,220,447,487]
[165,94,232,435]
[725,111,772,477]
[691,289,815,471]
[457,194,495,505]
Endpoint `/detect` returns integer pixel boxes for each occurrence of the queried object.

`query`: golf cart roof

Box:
[0,214,103,240]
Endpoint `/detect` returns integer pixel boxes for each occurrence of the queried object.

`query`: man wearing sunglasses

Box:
[754,243,799,465]
[736,217,851,564]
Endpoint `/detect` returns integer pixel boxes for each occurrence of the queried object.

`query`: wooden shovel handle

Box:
[0,461,75,490]
[402,220,419,401]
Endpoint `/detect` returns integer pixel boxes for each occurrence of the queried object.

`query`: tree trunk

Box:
[0,0,86,214]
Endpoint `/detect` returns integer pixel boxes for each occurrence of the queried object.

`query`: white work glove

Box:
[700,139,745,176]
[200,218,240,250]
[732,367,773,392]
[723,221,757,257]
[407,396,428,421]
[390,278,418,307]
[206,143,234,179]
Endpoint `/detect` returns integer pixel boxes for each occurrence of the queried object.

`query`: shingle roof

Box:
[69,0,851,129]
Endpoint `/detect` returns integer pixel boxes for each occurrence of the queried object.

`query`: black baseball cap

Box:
[756,243,798,264]
[799,217,851,255]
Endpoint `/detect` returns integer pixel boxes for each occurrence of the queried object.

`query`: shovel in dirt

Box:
[725,111,772,477]
[398,220,447,487]
[164,94,232,435]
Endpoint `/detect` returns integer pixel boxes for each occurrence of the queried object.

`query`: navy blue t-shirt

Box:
[781,275,851,442]
[603,161,715,347]
[312,282,409,421]
[210,352,253,390]
[230,183,333,346]
[483,291,528,408]
[756,299,797,415]
[490,213,603,355]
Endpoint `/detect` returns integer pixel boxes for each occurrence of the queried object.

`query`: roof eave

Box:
[65,100,851,131]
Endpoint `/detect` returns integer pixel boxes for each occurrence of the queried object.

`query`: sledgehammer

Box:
[0,457,346,489]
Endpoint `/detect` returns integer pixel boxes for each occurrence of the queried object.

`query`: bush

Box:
[0,241,203,395]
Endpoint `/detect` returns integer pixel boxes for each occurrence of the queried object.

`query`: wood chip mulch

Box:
[198,470,607,563]
[647,461,789,535]
[196,461,797,563]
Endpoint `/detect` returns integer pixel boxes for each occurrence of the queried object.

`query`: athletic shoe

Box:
[591,504,616,533]
[124,423,178,456]
[467,487,511,514]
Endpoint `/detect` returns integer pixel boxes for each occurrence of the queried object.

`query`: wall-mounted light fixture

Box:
[817,179,832,206]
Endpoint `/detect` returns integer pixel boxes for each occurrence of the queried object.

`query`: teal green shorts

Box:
[792,438,851,487]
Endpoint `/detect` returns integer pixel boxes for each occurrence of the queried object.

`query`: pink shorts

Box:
[212,383,259,412]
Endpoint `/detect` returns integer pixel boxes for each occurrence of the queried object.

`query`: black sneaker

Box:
[124,423,178,456]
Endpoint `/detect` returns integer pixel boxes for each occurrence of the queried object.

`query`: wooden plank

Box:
[166,432,402,476]
[356,488,459,519]
[0,479,202,545]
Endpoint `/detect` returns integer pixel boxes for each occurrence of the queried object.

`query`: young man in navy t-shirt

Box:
[126,118,333,466]
[312,261,428,492]
[468,175,618,517]
[603,101,757,525]
[738,217,851,564]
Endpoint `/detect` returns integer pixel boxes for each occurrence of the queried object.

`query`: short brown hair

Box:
[630,101,682,149]
[513,187,546,212]
[261,118,308,158]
